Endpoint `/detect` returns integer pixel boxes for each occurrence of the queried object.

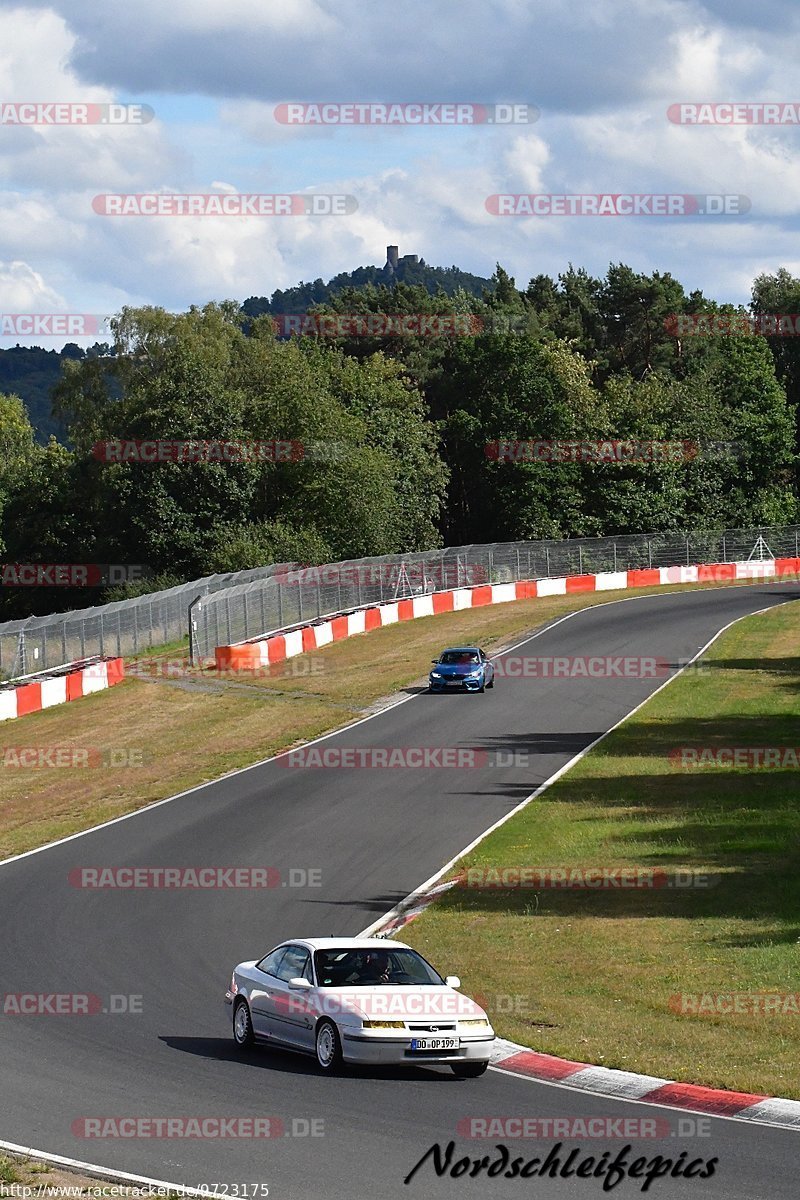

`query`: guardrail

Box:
[1,525,798,679]
[191,526,800,663]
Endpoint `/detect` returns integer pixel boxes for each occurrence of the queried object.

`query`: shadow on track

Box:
[159,1036,458,1081]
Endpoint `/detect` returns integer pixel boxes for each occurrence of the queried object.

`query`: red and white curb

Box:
[489,1040,800,1129]
[373,878,459,937]
[214,556,800,671]
[0,657,124,722]
[371,891,800,1129]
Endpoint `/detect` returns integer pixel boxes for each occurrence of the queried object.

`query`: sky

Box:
[2,0,800,347]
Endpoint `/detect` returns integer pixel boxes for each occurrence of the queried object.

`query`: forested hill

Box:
[1,263,799,618]
[0,342,112,443]
[0,346,69,442]
[2,257,492,442]
[242,258,492,318]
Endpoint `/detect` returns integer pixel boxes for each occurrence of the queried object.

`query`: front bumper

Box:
[429,674,483,690]
[341,1032,495,1065]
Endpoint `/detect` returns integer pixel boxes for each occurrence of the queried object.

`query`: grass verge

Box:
[401,599,800,1098]
[0,1150,186,1195]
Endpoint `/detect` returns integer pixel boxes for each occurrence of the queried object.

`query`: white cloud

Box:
[0,259,64,309]
[2,0,800,344]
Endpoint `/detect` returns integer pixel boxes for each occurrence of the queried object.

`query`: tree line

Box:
[0,261,797,618]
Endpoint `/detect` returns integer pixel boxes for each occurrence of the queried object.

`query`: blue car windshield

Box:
[439,651,479,665]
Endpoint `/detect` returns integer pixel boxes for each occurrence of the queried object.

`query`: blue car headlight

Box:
[431,671,443,679]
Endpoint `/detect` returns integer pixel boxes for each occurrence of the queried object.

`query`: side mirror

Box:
[288,977,313,990]
[431,660,439,666]
[445,975,461,989]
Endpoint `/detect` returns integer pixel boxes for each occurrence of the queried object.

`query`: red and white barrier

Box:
[0,658,125,722]
[215,557,800,671]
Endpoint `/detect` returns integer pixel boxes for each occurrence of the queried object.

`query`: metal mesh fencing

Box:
[0,561,292,681]
[2,524,798,681]
[190,523,800,664]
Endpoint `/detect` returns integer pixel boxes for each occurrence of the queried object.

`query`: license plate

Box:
[410,1036,459,1051]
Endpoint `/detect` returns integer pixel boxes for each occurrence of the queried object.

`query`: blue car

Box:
[429,646,495,693]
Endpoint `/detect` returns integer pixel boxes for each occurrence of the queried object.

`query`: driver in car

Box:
[357,951,392,984]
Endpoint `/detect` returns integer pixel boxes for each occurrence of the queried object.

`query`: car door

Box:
[249,946,288,1037]
[265,943,315,1048]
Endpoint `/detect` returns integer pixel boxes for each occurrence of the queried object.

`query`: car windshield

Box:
[439,651,479,665]
[314,947,444,987]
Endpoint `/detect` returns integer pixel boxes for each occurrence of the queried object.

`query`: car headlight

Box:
[459,1018,490,1027]
[466,669,482,677]
[363,1020,406,1029]
[431,672,443,679]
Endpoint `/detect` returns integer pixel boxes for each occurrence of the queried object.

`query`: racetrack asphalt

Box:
[2,584,799,1199]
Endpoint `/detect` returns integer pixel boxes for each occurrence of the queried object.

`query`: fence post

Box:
[99,612,105,658]
[243,591,250,640]
[225,595,232,645]
[62,622,67,664]
[647,541,652,568]
[188,596,203,665]
[133,604,138,655]
[578,544,583,575]
[722,534,727,563]
[613,543,617,573]
[545,546,550,577]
